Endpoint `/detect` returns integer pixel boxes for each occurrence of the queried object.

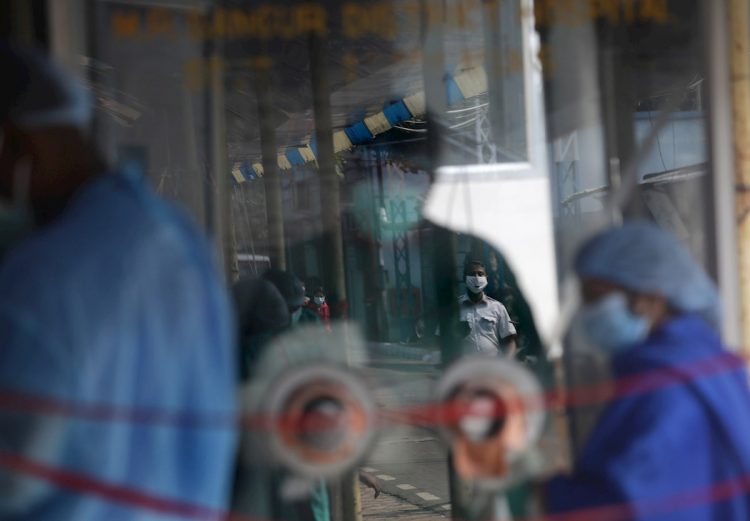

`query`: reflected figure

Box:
[460,260,518,358]
[306,286,332,332]
[264,269,320,328]
[232,277,289,381]
[0,46,237,519]
[260,269,330,521]
[546,222,750,520]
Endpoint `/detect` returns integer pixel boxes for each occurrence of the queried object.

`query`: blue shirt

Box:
[546,314,750,520]
[0,172,237,520]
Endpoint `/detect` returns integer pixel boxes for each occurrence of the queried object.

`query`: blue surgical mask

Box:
[579,293,650,353]
[314,296,325,306]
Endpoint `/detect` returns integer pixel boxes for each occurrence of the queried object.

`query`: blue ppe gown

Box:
[546,314,750,520]
[0,171,237,520]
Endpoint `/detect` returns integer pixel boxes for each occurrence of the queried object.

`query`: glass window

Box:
[25,0,728,519]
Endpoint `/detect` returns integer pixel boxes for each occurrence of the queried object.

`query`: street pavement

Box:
[360,357,453,516]
[360,483,449,521]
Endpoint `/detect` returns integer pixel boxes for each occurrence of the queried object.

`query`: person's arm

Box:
[496,304,518,358]
[501,335,518,359]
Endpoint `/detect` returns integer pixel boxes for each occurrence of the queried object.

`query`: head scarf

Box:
[575,221,720,328]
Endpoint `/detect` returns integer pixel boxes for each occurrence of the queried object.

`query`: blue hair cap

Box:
[575,221,720,328]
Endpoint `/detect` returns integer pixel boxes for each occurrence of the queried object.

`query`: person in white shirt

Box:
[459,260,518,358]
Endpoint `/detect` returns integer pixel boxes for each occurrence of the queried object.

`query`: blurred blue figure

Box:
[546,222,750,520]
[0,46,237,519]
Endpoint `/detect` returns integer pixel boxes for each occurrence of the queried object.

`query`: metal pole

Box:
[417,1,468,520]
[482,0,510,156]
[308,29,355,521]
[48,0,88,69]
[256,67,287,271]
[310,33,348,318]
[728,0,750,352]
[702,0,741,347]
[374,149,390,339]
[208,47,236,282]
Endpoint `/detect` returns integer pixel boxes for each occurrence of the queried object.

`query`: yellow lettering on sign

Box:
[455,1,468,29]
[534,0,551,28]
[112,10,141,39]
[373,3,397,39]
[226,9,256,39]
[274,7,296,39]
[639,0,670,23]
[295,3,328,37]
[622,0,637,24]
[341,4,364,39]
[401,0,421,27]
[186,12,206,40]
[147,8,174,37]
[255,6,275,39]
[424,0,444,26]
[209,8,227,39]
[556,0,585,26]
[589,0,621,24]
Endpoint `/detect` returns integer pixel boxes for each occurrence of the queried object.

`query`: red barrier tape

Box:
[1,447,749,521]
[0,352,745,433]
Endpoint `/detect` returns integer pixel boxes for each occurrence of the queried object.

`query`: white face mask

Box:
[314,296,325,306]
[465,275,488,294]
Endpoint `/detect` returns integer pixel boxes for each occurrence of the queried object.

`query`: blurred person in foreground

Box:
[545,222,750,520]
[0,46,237,519]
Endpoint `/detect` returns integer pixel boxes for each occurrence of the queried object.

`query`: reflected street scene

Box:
[2,1,750,520]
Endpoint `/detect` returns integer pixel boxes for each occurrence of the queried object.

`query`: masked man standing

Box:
[459,260,517,358]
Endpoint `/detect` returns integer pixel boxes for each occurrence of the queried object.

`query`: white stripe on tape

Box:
[364,112,392,136]
[453,66,488,99]
[403,92,426,117]
[231,164,245,183]
[277,155,292,170]
[333,131,353,152]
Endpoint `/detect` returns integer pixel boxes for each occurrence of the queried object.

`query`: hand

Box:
[359,470,381,499]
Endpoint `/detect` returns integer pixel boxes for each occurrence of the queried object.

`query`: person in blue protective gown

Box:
[545,222,750,521]
[0,46,237,519]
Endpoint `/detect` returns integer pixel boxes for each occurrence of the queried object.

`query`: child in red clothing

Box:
[307,286,331,332]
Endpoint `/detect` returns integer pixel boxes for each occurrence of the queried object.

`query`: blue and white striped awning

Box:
[231,65,489,183]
